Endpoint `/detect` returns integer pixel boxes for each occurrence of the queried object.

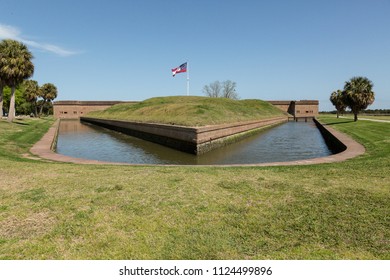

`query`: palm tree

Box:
[0,39,34,122]
[330,89,346,118]
[0,43,6,118]
[23,80,40,117]
[343,76,375,121]
[0,79,4,118]
[39,83,57,116]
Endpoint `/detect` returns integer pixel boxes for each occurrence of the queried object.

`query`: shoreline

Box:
[29,118,365,167]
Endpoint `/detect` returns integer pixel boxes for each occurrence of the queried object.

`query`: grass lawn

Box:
[86,96,287,126]
[0,116,389,259]
[357,115,390,121]
[328,113,390,121]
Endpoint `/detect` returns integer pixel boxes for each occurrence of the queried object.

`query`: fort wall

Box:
[268,100,319,119]
[31,118,365,166]
[80,116,287,155]
[53,101,133,119]
[54,100,319,120]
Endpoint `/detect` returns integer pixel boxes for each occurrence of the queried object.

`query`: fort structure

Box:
[268,100,319,120]
[52,99,319,154]
[53,101,129,119]
[31,116,365,165]
[79,116,287,155]
[53,99,319,119]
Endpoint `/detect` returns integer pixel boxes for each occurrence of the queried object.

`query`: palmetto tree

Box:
[23,80,40,117]
[330,89,346,118]
[0,43,6,117]
[0,78,4,117]
[0,39,34,122]
[39,83,57,116]
[343,76,375,122]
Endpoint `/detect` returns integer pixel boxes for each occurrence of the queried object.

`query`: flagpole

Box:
[186,61,189,96]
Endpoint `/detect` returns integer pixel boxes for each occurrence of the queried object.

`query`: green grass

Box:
[0,116,389,259]
[324,113,390,121]
[356,115,390,121]
[0,117,53,160]
[86,96,287,126]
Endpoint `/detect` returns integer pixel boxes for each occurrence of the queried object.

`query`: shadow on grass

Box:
[14,121,30,126]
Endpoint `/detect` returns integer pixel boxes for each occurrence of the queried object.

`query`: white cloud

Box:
[0,23,79,57]
[0,24,21,38]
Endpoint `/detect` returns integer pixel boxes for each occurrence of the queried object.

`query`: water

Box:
[56,120,333,165]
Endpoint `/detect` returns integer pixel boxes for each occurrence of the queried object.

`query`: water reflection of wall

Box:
[59,119,96,134]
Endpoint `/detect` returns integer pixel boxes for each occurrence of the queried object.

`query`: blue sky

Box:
[1,0,389,111]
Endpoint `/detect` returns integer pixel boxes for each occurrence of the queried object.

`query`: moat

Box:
[55,120,333,165]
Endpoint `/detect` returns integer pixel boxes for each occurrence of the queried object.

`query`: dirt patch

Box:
[0,211,55,239]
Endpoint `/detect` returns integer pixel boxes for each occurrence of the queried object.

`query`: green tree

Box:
[0,45,5,117]
[0,39,34,122]
[0,78,4,117]
[330,89,346,118]
[23,80,40,116]
[342,76,375,122]
[39,83,57,116]
[2,85,27,115]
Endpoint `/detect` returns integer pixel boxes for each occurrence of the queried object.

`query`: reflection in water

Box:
[56,120,333,165]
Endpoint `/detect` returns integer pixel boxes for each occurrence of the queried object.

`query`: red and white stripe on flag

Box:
[171,62,187,76]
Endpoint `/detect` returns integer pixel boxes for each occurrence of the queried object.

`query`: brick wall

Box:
[53,101,134,119]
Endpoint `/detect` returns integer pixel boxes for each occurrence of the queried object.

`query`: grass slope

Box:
[0,116,389,259]
[86,96,287,126]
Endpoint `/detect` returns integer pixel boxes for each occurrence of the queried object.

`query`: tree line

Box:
[2,80,57,117]
[330,76,375,121]
[0,39,57,122]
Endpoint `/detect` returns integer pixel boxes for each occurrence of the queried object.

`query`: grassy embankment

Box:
[0,115,389,259]
[86,96,287,126]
